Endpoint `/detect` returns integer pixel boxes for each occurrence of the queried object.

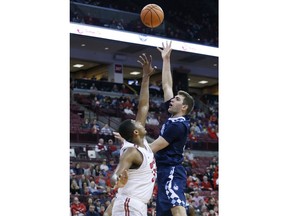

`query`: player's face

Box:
[168,95,185,114]
[132,120,147,136]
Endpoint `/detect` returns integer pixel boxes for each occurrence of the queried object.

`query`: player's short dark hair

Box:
[118,119,136,142]
[178,90,194,114]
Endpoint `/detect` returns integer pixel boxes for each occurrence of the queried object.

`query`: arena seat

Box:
[87,150,96,159]
[70,148,77,158]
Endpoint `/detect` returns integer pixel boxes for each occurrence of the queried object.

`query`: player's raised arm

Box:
[135,53,155,126]
[157,41,173,102]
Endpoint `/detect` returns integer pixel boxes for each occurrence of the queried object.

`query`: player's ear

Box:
[182,104,188,112]
[133,129,139,135]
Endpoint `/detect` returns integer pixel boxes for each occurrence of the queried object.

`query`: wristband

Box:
[111,173,118,183]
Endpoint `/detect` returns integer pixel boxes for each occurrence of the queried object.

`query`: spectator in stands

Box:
[186,181,196,194]
[100,159,109,174]
[121,96,133,109]
[105,186,116,200]
[191,110,197,120]
[186,175,194,188]
[120,84,129,94]
[102,96,112,108]
[70,179,81,195]
[85,197,94,211]
[188,129,198,143]
[204,166,214,184]
[111,84,119,92]
[200,205,209,216]
[197,109,206,119]
[209,113,218,125]
[88,181,103,196]
[206,197,216,212]
[84,164,96,177]
[183,155,193,176]
[201,176,213,191]
[90,83,98,90]
[90,119,100,135]
[82,183,90,196]
[196,119,204,132]
[86,205,100,216]
[82,118,92,129]
[71,196,87,216]
[146,112,159,125]
[212,167,218,190]
[79,174,91,189]
[107,139,118,157]
[95,172,108,189]
[192,173,200,183]
[184,148,194,161]
[110,97,119,109]
[94,164,101,176]
[72,163,84,175]
[91,96,101,110]
[70,171,77,183]
[210,157,218,167]
[207,126,218,139]
[191,191,204,212]
[149,80,161,92]
[190,122,201,137]
[202,125,208,135]
[99,205,106,215]
[104,200,112,211]
[94,199,102,214]
[95,138,107,158]
[185,193,196,216]
[123,106,135,116]
[99,124,114,142]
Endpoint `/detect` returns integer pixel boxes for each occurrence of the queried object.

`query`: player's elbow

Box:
[150,137,169,153]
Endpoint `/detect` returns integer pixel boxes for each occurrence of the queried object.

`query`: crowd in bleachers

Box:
[70,0,218,47]
[71,79,218,142]
[70,77,218,215]
[70,155,219,216]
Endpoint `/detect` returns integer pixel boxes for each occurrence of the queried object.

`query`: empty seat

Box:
[87,150,96,159]
[70,148,76,158]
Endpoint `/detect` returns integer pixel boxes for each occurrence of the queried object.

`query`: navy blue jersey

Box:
[155,100,190,167]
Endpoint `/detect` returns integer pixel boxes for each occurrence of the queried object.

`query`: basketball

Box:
[140,4,164,28]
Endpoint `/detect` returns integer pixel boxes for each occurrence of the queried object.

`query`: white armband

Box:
[111,173,118,183]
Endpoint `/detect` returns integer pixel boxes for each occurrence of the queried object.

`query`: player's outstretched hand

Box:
[157,40,172,59]
[113,132,124,144]
[137,53,156,77]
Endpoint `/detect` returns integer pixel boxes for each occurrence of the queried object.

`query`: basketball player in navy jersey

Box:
[150,41,195,216]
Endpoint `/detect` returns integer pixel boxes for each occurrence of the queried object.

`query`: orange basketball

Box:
[140,4,164,28]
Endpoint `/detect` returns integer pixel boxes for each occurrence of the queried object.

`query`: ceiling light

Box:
[198,80,208,84]
[130,71,141,75]
[105,47,109,50]
[81,44,86,47]
[73,64,84,68]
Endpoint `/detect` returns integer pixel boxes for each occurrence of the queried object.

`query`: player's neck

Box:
[134,137,146,148]
[171,113,184,118]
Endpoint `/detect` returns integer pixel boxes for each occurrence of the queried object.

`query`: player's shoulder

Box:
[121,140,142,153]
[121,140,136,149]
